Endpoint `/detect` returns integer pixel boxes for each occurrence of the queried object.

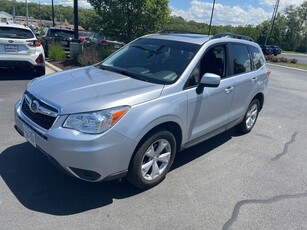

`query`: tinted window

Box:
[185,45,226,88]
[49,29,74,38]
[202,45,226,77]
[250,46,265,70]
[230,44,251,75]
[0,27,34,39]
[79,31,88,36]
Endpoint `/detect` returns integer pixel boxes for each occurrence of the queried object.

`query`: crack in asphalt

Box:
[271,132,297,161]
[222,192,307,230]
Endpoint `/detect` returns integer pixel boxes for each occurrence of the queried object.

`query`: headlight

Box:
[63,106,130,134]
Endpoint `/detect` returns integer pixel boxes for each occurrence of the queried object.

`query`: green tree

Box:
[88,0,170,43]
[297,1,307,52]
[165,16,208,33]
[0,0,97,31]
[283,5,301,51]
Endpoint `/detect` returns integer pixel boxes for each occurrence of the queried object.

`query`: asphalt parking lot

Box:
[0,65,307,230]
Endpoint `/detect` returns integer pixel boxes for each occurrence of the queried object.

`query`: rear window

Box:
[0,27,34,39]
[250,46,265,70]
[230,44,251,75]
[49,29,74,39]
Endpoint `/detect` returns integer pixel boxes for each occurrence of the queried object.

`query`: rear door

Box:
[227,43,260,123]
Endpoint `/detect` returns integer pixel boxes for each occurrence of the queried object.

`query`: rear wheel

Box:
[127,130,176,189]
[235,99,260,134]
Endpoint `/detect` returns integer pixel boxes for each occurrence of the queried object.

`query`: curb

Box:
[267,63,307,73]
[281,53,307,57]
[45,61,63,72]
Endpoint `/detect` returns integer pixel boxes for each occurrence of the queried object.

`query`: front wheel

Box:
[127,130,176,189]
[235,99,260,134]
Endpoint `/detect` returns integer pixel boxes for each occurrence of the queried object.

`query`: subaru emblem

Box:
[30,100,40,113]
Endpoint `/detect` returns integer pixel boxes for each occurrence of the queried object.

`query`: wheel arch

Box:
[128,121,183,169]
[252,92,264,110]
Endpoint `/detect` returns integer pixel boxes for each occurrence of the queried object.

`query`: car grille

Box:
[21,92,58,130]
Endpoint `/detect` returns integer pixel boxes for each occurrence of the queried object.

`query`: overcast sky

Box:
[18,0,305,26]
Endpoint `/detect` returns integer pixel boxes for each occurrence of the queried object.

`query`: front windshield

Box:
[100,38,200,84]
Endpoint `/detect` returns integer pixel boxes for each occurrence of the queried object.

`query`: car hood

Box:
[28,66,164,114]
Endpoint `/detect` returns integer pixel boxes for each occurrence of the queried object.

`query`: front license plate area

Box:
[23,125,36,148]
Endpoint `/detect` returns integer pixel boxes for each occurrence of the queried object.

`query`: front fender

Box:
[112,91,188,145]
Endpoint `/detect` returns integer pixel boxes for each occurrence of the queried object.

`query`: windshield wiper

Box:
[131,45,155,53]
[147,45,165,59]
[97,64,106,70]
[98,65,148,82]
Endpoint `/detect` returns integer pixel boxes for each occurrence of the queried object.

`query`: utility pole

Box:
[73,0,78,40]
[265,0,280,45]
[208,0,216,35]
[52,0,55,27]
[11,0,16,23]
[12,6,16,23]
[39,0,42,27]
[25,0,29,25]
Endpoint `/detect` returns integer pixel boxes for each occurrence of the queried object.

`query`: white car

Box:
[0,23,45,76]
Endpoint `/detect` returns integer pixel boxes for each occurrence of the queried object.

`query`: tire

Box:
[35,65,46,77]
[235,99,260,134]
[127,130,177,189]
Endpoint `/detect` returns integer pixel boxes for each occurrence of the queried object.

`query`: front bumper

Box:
[14,100,137,182]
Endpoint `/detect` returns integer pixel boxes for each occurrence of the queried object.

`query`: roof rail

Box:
[211,33,254,42]
[157,29,203,35]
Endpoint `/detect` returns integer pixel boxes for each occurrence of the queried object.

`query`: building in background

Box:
[0,11,13,23]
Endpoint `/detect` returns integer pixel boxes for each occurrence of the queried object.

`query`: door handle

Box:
[251,77,258,83]
[225,86,234,94]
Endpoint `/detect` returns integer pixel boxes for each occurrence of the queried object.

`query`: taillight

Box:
[267,69,271,77]
[27,40,42,47]
[35,54,44,65]
[100,39,108,44]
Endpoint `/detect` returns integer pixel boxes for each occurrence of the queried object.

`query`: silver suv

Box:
[14,32,270,189]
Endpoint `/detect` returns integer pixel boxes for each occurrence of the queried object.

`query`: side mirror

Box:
[196,73,221,94]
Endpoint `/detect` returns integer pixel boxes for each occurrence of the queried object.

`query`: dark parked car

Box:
[260,44,273,55]
[269,45,282,56]
[78,31,90,42]
[40,27,79,56]
[83,32,124,49]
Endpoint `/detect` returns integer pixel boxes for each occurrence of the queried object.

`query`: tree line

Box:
[0,0,96,30]
[166,1,306,52]
[0,0,306,52]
